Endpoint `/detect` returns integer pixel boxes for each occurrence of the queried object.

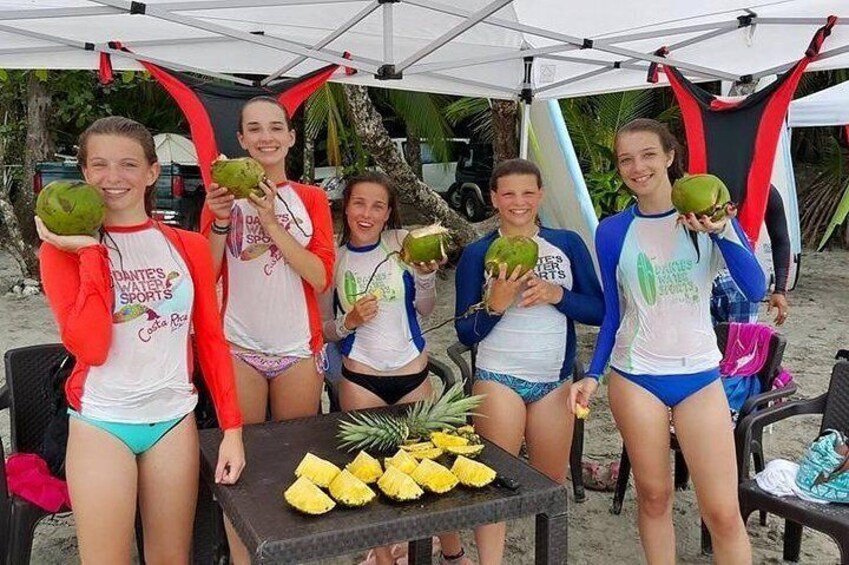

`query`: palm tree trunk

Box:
[342,85,479,246]
[17,72,53,277]
[491,99,518,163]
[302,134,316,184]
[404,131,422,180]
[0,105,34,278]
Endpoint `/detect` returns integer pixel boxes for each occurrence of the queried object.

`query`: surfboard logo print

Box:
[636,252,657,306]
[343,270,358,305]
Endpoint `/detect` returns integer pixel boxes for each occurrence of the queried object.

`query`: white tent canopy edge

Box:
[0,1,846,100]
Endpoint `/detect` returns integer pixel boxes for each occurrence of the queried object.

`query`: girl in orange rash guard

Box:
[37,116,244,564]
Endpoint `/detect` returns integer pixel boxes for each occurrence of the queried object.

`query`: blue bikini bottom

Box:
[475,369,565,404]
[614,367,721,408]
[69,410,186,455]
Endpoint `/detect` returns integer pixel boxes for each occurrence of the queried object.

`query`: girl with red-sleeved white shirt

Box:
[37,116,245,565]
[202,96,334,565]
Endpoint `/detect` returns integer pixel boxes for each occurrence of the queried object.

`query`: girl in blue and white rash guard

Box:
[322,172,470,565]
[570,119,764,565]
[455,159,603,565]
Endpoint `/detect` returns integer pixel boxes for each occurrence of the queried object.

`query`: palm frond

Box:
[383,89,455,162]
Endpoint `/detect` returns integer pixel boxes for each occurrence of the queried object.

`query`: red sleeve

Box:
[39,243,113,366]
[296,183,335,292]
[180,231,243,430]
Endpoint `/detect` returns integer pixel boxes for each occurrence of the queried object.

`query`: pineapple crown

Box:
[337,382,483,452]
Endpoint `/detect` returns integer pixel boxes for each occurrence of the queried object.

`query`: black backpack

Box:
[38,353,74,479]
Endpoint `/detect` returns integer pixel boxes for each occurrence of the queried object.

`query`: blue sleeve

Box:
[711,218,767,303]
[454,237,502,347]
[551,231,604,326]
[587,214,631,380]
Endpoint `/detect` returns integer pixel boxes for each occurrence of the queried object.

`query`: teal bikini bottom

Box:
[68,409,186,455]
[475,369,565,404]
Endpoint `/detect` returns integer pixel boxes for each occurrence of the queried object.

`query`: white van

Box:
[314,138,467,201]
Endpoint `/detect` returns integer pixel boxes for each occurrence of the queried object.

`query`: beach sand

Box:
[1,247,846,564]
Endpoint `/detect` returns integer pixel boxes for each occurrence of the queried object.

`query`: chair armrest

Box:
[427,357,457,389]
[447,341,472,383]
[0,384,9,411]
[738,383,798,418]
[735,393,827,479]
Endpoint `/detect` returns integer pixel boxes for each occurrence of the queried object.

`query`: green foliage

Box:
[560,89,655,218]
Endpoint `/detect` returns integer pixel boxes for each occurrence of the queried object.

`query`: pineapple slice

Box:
[377,466,424,501]
[409,447,444,460]
[445,444,485,458]
[455,425,475,435]
[411,459,459,494]
[451,455,496,488]
[294,453,341,488]
[346,451,383,484]
[575,405,591,420]
[400,441,437,452]
[284,476,336,515]
[329,469,376,507]
[430,431,469,449]
[384,449,418,474]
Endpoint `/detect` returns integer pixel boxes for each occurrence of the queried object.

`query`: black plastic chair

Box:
[324,356,458,414]
[446,341,587,503]
[736,359,849,562]
[610,323,791,553]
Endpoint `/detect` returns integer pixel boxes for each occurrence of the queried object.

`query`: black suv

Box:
[446,143,494,221]
[34,160,205,230]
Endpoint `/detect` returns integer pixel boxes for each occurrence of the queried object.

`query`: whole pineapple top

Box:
[338,382,483,452]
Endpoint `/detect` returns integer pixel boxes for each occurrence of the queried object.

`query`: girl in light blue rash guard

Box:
[570,119,764,565]
[455,159,603,565]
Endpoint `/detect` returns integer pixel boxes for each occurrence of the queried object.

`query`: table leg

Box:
[535,511,568,564]
[408,538,433,565]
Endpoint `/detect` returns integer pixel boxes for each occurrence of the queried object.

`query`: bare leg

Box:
[65,417,138,565]
[225,354,270,565]
[137,414,200,565]
[525,382,574,484]
[608,372,676,565]
[672,381,752,565]
[269,355,324,421]
[472,380,526,565]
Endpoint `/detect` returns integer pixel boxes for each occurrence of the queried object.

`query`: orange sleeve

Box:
[299,184,335,292]
[39,243,113,366]
[181,231,243,430]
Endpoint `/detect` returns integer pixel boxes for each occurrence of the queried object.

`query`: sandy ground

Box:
[1,247,847,565]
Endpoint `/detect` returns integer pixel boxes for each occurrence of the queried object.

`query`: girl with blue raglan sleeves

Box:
[454,158,603,565]
[570,119,764,565]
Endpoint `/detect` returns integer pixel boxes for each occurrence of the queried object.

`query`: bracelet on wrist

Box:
[211,221,231,235]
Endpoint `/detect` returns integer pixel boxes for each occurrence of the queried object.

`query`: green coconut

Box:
[400,224,450,264]
[36,180,105,236]
[210,156,266,199]
[484,235,539,277]
[671,174,732,221]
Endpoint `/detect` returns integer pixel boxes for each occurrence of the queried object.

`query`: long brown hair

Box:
[614,118,685,183]
[340,171,402,246]
[77,116,159,215]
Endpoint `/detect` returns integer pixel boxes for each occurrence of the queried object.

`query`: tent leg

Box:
[520,100,531,159]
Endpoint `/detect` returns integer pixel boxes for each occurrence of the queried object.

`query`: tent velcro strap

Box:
[646,46,668,84]
[806,15,837,58]
[129,1,146,15]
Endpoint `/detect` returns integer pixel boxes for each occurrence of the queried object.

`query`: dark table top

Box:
[199,411,568,564]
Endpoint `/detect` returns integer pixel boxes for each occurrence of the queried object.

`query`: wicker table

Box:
[198,412,568,564]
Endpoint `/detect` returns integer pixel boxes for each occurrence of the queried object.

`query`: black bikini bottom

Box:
[341,366,429,405]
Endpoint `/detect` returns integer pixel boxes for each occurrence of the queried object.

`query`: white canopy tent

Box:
[788,79,849,127]
[0,1,847,102]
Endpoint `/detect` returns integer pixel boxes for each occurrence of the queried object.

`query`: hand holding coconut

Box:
[34,216,99,254]
[486,263,532,314]
[520,276,564,308]
[247,178,279,229]
[205,183,235,224]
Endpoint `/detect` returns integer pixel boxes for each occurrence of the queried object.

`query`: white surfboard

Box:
[528,100,599,273]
